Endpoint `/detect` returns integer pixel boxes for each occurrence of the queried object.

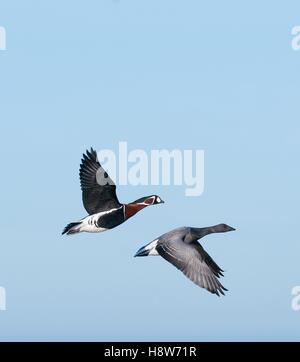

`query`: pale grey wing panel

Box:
[156,238,227,296]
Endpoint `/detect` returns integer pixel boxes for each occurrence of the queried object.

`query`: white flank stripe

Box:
[79,206,122,233]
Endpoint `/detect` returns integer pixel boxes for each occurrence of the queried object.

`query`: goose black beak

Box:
[134,246,149,257]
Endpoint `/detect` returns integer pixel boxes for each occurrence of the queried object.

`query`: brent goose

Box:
[134,224,235,296]
[62,148,164,235]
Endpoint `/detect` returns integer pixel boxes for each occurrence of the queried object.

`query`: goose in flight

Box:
[134,224,235,296]
[62,148,164,235]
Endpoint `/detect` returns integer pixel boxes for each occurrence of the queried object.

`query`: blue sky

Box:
[0,0,300,341]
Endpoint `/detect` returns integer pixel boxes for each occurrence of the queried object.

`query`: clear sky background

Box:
[0,0,300,341]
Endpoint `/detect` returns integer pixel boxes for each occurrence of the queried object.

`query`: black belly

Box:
[96,207,125,230]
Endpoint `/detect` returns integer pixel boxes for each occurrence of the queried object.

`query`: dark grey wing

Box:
[79,148,121,214]
[196,244,225,278]
[156,237,227,296]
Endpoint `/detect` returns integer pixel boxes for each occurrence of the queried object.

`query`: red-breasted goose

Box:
[62,148,164,235]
